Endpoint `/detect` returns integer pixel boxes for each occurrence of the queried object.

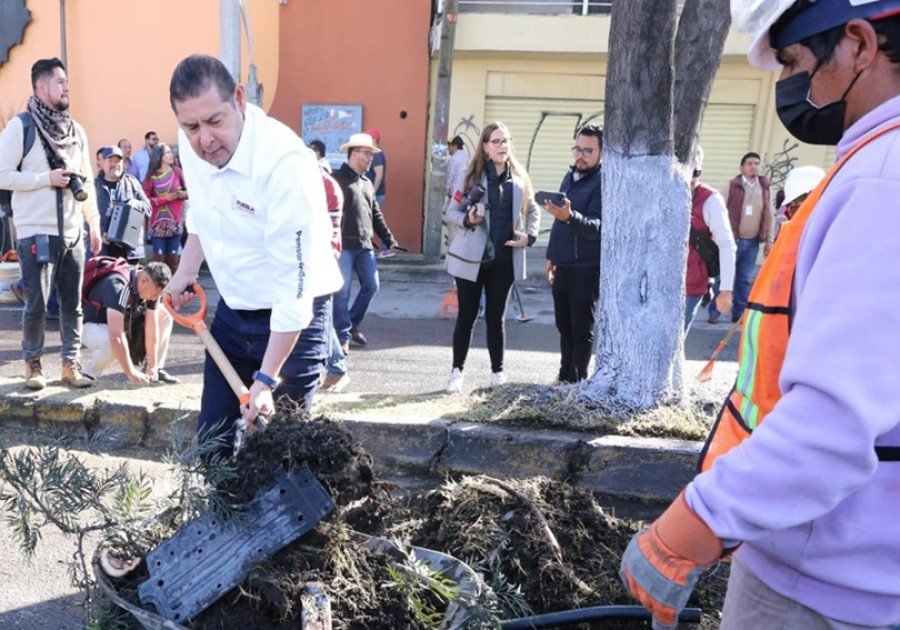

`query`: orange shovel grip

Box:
[163,283,208,333]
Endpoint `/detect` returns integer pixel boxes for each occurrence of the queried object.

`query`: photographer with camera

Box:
[0,57,100,390]
[543,124,604,384]
[444,121,540,392]
[95,145,151,262]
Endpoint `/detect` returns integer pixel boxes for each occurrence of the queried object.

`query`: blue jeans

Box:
[334,248,379,343]
[325,326,347,377]
[17,234,84,362]
[197,295,331,450]
[709,238,759,322]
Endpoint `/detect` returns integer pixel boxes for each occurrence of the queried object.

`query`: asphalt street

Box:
[0,261,738,627]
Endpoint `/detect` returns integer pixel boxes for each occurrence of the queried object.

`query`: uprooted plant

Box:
[0,422,236,623]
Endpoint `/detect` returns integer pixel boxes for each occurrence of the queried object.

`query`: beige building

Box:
[438,2,835,241]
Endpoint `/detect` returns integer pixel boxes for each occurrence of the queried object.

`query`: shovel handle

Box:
[163,284,250,404]
[197,328,251,405]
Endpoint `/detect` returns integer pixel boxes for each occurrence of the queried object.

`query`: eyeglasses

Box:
[356,151,374,159]
[571,146,597,157]
[488,138,511,147]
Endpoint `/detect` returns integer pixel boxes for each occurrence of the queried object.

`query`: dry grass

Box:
[318,384,719,441]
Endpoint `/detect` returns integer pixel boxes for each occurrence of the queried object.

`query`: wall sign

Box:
[301,104,362,170]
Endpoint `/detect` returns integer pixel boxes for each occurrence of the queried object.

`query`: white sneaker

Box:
[446,368,463,393]
[490,371,506,387]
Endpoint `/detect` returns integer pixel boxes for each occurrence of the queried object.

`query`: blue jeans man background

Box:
[334,248,380,348]
[709,238,759,323]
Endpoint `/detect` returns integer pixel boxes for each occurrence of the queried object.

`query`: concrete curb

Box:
[0,390,699,508]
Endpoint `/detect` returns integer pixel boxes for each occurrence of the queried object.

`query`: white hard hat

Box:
[783,165,826,204]
[734,0,900,71]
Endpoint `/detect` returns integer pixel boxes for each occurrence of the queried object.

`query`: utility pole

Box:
[220,0,241,84]
[423,0,459,260]
[58,0,67,67]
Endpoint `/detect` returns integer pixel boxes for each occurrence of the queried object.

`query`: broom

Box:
[696,315,743,383]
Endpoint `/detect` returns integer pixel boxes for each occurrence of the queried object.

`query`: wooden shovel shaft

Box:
[697,316,743,383]
[197,328,251,404]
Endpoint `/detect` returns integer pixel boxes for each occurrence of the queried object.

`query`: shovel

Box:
[163,283,265,455]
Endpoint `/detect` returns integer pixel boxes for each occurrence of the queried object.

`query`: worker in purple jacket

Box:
[620,1,900,628]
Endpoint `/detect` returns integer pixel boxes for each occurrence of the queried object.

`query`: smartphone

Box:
[535,191,568,207]
[35,234,51,264]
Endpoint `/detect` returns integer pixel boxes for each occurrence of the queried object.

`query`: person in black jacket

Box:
[331,133,399,350]
[544,125,603,383]
[94,145,150,262]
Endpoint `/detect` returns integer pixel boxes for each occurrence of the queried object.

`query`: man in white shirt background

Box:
[164,54,342,447]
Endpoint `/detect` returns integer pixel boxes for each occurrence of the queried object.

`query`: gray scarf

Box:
[27,95,79,168]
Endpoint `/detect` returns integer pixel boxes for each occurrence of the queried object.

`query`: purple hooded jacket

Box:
[685,95,900,626]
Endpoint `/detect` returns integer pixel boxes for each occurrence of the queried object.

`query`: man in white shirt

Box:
[442,136,468,251]
[164,55,342,446]
[685,146,736,332]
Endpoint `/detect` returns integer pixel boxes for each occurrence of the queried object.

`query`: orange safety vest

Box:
[699,122,900,473]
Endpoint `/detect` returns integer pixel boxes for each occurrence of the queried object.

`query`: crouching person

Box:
[81,258,177,384]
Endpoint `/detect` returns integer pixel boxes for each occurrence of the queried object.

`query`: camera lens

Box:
[68,175,88,202]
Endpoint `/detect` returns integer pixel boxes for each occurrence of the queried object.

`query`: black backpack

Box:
[689,227,720,278]
[0,112,36,218]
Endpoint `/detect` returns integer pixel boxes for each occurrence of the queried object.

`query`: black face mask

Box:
[775,65,861,146]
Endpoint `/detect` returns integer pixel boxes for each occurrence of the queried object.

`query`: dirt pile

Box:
[223,414,375,506]
[107,413,429,629]
[363,475,728,629]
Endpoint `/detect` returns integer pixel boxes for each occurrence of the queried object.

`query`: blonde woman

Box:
[444,122,540,391]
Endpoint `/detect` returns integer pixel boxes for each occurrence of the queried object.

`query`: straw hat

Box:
[339,133,381,154]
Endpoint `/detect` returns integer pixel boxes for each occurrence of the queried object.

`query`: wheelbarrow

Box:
[95,529,482,629]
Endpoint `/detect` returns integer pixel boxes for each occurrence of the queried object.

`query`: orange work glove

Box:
[619,491,724,629]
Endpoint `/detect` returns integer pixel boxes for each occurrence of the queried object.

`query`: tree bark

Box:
[604,0,677,158]
[673,0,732,163]
[582,0,728,410]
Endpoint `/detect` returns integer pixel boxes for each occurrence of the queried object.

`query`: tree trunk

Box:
[673,0,732,163]
[581,0,729,410]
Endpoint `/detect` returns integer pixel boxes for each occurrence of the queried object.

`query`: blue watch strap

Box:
[251,370,280,390]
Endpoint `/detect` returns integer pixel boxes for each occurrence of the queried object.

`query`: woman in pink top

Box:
[143,143,187,273]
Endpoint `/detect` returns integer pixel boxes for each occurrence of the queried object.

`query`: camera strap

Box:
[33,124,69,244]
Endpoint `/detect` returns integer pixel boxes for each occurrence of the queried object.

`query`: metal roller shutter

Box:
[484,98,756,243]
[696,104,757,190]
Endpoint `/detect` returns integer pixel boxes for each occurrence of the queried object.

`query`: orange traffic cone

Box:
[436,284,458,318]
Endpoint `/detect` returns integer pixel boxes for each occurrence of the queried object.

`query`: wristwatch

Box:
[251,370,281,391]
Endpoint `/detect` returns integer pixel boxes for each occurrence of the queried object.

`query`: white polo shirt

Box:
[180,104,342,332]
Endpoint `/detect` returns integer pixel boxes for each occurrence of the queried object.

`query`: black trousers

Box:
[551,265,599,383]
[452,260,514,373]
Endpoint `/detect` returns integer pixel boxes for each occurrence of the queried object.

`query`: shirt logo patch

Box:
[232,196,256,216]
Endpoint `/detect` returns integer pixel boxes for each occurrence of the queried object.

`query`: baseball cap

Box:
[100,146,124,159]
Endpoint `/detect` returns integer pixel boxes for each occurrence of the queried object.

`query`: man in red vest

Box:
[685,147,735,332]
[621,1,900,628]
[707,151,772,324]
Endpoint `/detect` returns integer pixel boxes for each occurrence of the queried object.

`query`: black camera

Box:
[460,184,486,210]
[67,172,88,202]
